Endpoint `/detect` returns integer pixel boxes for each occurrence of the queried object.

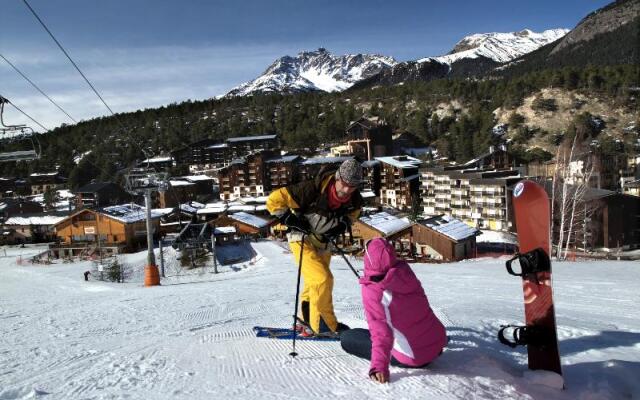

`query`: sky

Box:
[0,0,612,131]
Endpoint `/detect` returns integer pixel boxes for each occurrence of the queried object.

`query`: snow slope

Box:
[419,29,569,64]
[1,241,638,399]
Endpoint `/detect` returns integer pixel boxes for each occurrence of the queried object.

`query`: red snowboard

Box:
[506,180,562,377]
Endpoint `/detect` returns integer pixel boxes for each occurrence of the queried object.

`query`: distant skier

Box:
[84,271,90,281]
[341,238,447,383]
[266,159,363,337]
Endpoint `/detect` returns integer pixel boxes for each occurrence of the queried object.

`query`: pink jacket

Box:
[360,238,447,378]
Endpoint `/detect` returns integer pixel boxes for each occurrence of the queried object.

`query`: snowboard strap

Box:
[505,248,551,277]
[498,324,554,348]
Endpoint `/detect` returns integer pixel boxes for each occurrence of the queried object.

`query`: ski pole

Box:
[330,238,360,278]
[290,234,305,358]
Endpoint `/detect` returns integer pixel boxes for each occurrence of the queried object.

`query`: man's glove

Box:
[323,215,351,240]
[279,210,310,234]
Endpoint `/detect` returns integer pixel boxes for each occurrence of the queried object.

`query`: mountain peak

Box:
[420,28,569,64]
[226,49,397,97]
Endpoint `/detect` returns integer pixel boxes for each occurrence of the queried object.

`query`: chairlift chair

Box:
[0,98,41,162]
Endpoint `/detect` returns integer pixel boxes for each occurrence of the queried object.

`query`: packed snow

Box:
[1,241,638,399]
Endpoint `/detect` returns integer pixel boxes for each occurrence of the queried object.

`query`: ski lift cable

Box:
[21,0,154,160]
[0,53,78,124]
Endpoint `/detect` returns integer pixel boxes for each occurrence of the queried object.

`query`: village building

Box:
[213,211,272,239]
[376,155,422,211]
[217,150,278,201]
[0,198,44,221]
[412,215,479,261]
[52,204,165,257]
[265,155,302,190]
[421,168,521,231]
[28,172,66,195]
[2,215,66,243]
[456,144,511,171]
[137,155,175,171]
[0,177,18,198]
[157,179,198,208]
[361,160,381,198]
[392,130,432,158]
[0,227,27,245]
[73,182,131,209]
[541,183,640,251]
[171,134,280,173]
[213,226,237,245]
[345,116,393,161]
[352,212,413,253]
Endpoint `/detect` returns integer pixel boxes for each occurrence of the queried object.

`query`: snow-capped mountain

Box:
[419,29,569,64]
[226,48,397,97]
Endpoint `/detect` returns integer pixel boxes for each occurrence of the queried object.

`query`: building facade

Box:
[376,155,422,211]
[421,168,521,231]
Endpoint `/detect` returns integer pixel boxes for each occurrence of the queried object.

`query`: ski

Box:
[253,326,340,342]
[501,180,563,380]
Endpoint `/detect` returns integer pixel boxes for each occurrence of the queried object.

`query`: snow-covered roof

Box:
[101,204,164,223]
[266,155,300,163]
[183,175,214,182]
[4,216,66,226]
[141,156,174,164]
[228,205,257,212]
[419,215,479,242]
[301,156,352,165]
[238,196,268,204]
[206,143,228,149]
[197,202,227,215]
[477,230,518,245]
[360,190,376,199]
[229,212,271,229]
[226,134,277,142]
[169,180,195,187]
[152,208,174,216]
[359,212,412,236]
[362,160,381,168]
[30,172,58,177]
[214,226,236,235]
[180,202,205,214]
[375,156,422,169]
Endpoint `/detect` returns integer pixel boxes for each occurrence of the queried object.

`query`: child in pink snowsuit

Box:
[340,237,447,383]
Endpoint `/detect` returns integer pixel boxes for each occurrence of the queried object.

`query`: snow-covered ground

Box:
[1,241,638,399]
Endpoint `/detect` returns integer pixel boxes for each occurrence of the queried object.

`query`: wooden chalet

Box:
[52,204,163,257]
[213,211,273,238]
[352,211,413,252]
[412,215,479,261]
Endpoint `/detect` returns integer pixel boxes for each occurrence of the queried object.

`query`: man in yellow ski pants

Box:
[266,159,363,335]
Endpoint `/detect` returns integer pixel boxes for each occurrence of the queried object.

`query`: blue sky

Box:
[1,0,611,130]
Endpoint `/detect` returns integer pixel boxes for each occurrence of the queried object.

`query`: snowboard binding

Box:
[505,248,551,279]
[498,324,555,349]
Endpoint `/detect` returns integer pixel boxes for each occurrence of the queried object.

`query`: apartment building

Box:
[345,117,393,161]
[376,155,422,211]
[217,150,278,201]
[421,168,521,231]
[265,155,302,190]
[28,172,66,195]
[171,134,280,172]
